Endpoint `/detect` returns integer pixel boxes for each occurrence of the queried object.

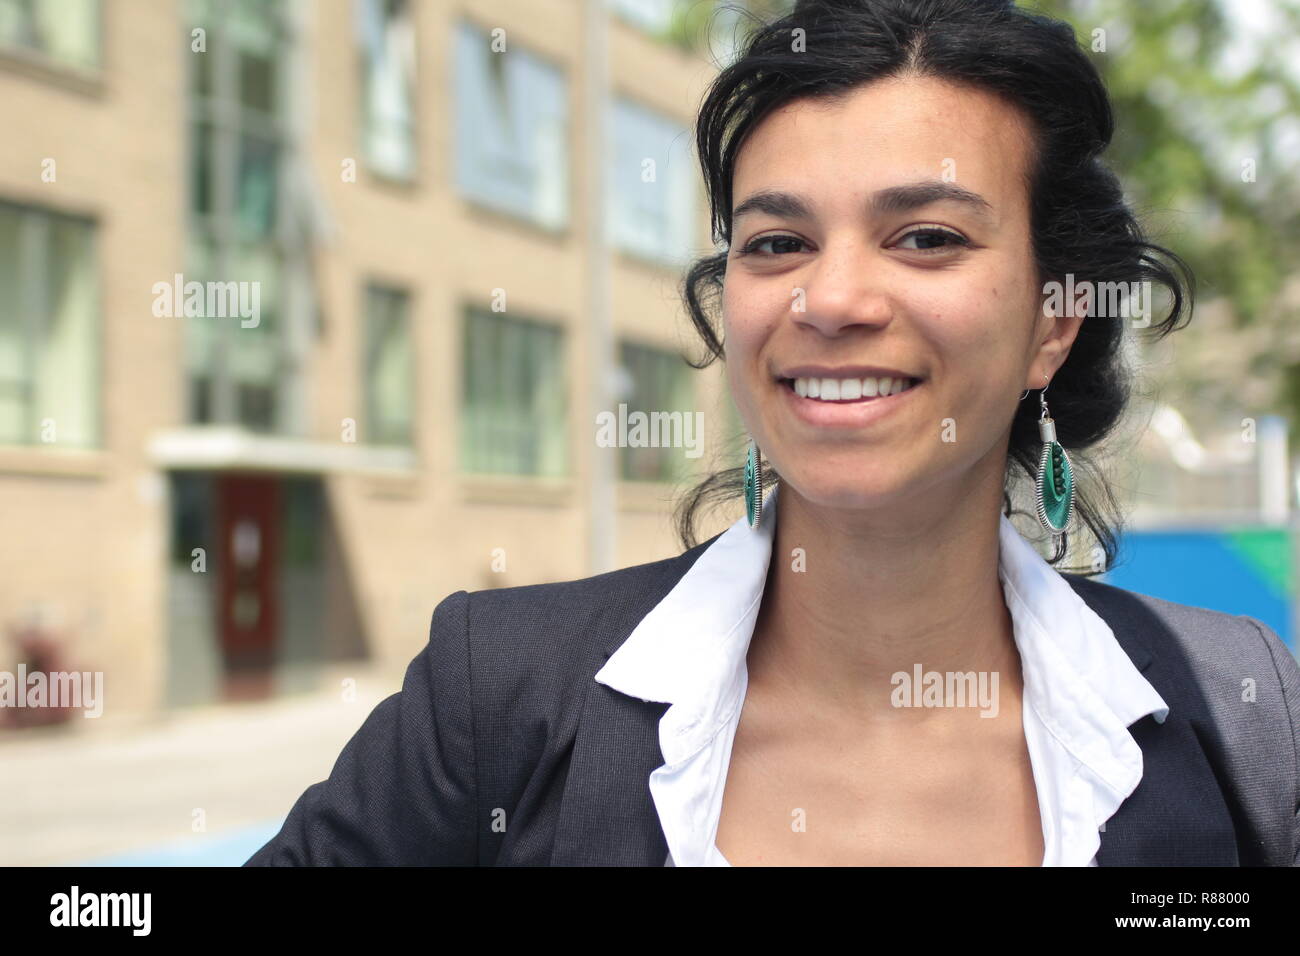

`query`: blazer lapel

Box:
[550,680,670,866]
[549,537,720,866]
[1095,712,1239,865]
[1066,575,1240,866]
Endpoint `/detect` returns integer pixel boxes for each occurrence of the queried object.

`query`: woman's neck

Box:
[747,473,1020,720]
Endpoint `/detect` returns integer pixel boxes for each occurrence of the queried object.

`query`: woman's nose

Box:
[793,239,894,335]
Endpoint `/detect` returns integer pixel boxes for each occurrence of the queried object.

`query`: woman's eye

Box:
[895,227,969,253]
[740,234,807,256]
[737,228,969,257]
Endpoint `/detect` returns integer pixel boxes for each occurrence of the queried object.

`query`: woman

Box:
[247,0,1299,866]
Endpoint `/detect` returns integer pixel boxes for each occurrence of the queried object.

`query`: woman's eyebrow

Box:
[872,181,996,225]
[731,181,996,227]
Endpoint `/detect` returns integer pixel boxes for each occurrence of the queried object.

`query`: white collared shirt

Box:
[594,481,1170,866]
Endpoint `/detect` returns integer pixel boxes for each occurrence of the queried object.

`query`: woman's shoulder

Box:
[426,533,722,688]
[1061,569,1281,639]
[460,532,718,630]
[465,533,716,616]
[1059,570,1299,708]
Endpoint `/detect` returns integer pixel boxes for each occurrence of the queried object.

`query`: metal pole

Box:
[1259,414,1289,525]
[585,0,616,574]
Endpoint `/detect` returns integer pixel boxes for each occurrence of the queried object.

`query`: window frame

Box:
[608,94,696,268]
[452,18,570,232]
[459,303,568,478]
[183,0,309,435]
[0,0,104,78]
[616,338,697,483]
[355,0,418,183]
[607,0,674,36]
[0,199,101,449]
[361,281,416,448]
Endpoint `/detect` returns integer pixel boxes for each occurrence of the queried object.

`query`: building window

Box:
[0,201,98,447]
[461,305,566,477]
[607,0,674,35]
[0,0,101,71]
[363,284,413,446]
[454,20,568,230]
[610,97,695,266]
[186,0,298,434]
[617,341,696,482]
[356,0,416,180]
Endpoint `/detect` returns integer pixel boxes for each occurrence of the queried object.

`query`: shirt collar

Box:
[996,499,1170,799]
[593,482,779,765]
[594,481,1169,778]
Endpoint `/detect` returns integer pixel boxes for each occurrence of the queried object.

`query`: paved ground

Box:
[0,670,397,866]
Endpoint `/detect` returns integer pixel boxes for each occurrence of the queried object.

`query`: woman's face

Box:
[723,75,1082,514]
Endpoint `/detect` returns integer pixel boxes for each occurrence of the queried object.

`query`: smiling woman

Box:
[655,0,1293,870]
[246,0,1300,870]
[676,0,1196,572]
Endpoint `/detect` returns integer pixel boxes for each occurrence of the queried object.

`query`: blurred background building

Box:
[0,0,756,726]
[0,0,1296,864]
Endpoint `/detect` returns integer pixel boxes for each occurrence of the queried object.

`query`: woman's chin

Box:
[774,469,914,512]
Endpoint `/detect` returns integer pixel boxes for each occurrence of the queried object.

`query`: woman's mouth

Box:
[777,374,925,428]
[780,375,923,402]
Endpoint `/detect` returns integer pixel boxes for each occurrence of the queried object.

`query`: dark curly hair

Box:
[673,0,1195,573]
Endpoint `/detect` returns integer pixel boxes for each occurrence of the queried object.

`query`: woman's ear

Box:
[1034,276,1087,380]
[1035,307,1086,383]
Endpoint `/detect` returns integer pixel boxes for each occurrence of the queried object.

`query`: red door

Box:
[215,474,281,700]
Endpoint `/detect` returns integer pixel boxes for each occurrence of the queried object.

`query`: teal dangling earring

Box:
[1031,373,1075,536]
[744,436,764,528]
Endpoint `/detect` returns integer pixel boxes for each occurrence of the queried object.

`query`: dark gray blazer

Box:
[245,531,1300,866]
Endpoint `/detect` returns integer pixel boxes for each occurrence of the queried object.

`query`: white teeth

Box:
[788,375,918,402]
